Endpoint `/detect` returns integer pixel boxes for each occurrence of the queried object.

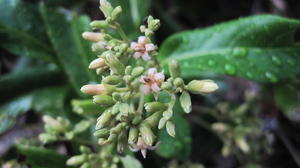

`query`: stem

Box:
[137,93,144,114]
[114,23,129,43]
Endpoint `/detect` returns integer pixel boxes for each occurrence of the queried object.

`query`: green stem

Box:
[137,93,144,114]
[114,23,129,43]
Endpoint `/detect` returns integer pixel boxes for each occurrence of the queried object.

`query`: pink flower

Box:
[131,36,155,61]
[140,68,165,94]
[129,137,159,158]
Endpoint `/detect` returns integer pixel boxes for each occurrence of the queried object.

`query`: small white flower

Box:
[131,36,155,61]
[129,137,159,158]
[140,68,165,94]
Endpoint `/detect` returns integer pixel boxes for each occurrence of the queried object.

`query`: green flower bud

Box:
[99,0,113,17]
[144,102,168,113]
[125,66,132,75]
[173,77,184,87]
[119,103,130,116]
[236,137,250,153]
[112,92,122,102]
[104,51,125,75]
[131,66,145,77]
[94,128,110,138]
[65,131,75,140]
[111,103,120,115]
[96,110,113,129]
[139,123,155,146]
[163,109,173,120]
[66,155,87,166]
[144,111,163,128]
[93,95,115,106]
[80,146,92,154]
[73,120,90,134]
[90,20,109,29]
[123,75,133,83]
[186,80,218,94]
[111,122,126,134]
[105,133,117,144]
[119,43,128,53]
[131,115,142,125]
[42,116,69,132]
[117,130,127,153]
[92,42,107,54]
[82,32,103,42]
[148,16,160,31]
[169,60,180,77]
[128,127,139,144]
[158,118,167,129]
[103,84,116,95]
[161,82,172,90]
[145,29,154,37]
[80,163,92,168]
[111,6,122,21]
[179,91,192,113]
[166,121,176,137]
[39,133,57,143]
[96,67,106,75]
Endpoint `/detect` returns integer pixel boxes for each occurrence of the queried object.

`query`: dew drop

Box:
[271,56,281,65]
[232,47,248,57]
[246,72,254,79]
[265,72,278,83]
[224,64,237,75]
[208,60,216,66]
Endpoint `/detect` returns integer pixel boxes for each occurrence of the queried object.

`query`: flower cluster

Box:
[79,0,218,158]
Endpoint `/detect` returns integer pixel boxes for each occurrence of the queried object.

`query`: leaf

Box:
[0,0,55,62]
[156,99,192,160]
[16,145,69,168]
[0,65,64,102]
[39,4,97,96]
[120,155,143,168]
[159,15,300,83]
[0,86,68,134]
[109,0,151,38]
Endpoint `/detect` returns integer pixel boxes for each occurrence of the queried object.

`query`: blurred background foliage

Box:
[1,0,300,168]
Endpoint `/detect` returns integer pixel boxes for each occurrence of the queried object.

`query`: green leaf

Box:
[0,0,55,62]
[120,155,143,168]
[109,0,151,38]
[16,145,69,168]
[159,15,300,83]
[156,99,192,160]
[39,4,97,96]
[0,65,64,102]
[0,86,68,134]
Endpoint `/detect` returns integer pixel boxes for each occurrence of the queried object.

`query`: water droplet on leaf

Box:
[208,60,216,66]
[265,72,278,83]
[224,64,237,75]
[271,56,281,65]
[232,47,248,57]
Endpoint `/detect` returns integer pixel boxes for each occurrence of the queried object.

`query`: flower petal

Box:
[140,85,151,94]
[142,52,151,61]
[145,43,155,51]
[134,52,143,59]
[141,149,147,158]
[147,68,157,76]
[154,72,165,81]
[138,36,146,44]
[151,83,161,92]
[130,42,137,49]
[140,76,146,83]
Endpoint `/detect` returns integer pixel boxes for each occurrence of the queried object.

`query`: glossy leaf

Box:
[120,155,143,168]
[156,99,191,160]
[16,145,69,168]
[159,15,300,83]
[0,0,55,62]
[39,4,97,96]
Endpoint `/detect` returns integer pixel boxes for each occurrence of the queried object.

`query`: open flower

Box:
[140,68,165,94]
[131,36,155,61]
[129,137,159,158]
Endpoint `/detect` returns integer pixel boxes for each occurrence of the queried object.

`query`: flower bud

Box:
[92,42,107,53]
[96,68,106,75]
[39,133,57,143]
[179,91,192,113]
[111,6,122,21]
[82,32,103,42]
[93,95,115,106]
[66,155,87,166]
[161,82,172,90]
[73,120,90,134]
[99,0,113,17]
[80,146,92,154]
[90,20,109,29]
[158,118,167,129]
[80,163,92,168]
[139,123,155,146]
[128,127,139,144]
[119,103,130,116]
[131,115,142,125]
[123,75,133,83]
[94,128,109,138]
[81,84,105,95]
[144,102,168,113]
[211,123,227,133]
[148,16,160,31]
[166,121,176,137]
[125,66,132,75]
[163,109,173,120]
[102,75,122,85]
[104,51,125,75]
[89,58,106,69]
[186,80,218,94]
[236,138,250,153]
[144,111,163,128]
[96,110,113,129]
[112,92,122,102]
[111,122,127,134]
[119,43,128,53]
[131,66,145,77]
[42,115,67,132]
[117,130,127,153]
[168,60,180,77]
[173,77,184,87]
